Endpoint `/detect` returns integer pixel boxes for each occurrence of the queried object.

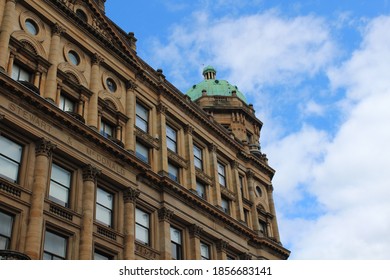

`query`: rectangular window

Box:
[135,208,150,245]
[200,242,210,260]
[49,163,71,207]
[135,141,149,163]
[166,124,177,153]
[239,176,245,198]
[11,64,31,82]
[43,230,67,260]
[193,144,203,170]
[59,95,75,112]
[196,181,206,199]
[221,197,230,214]
[168,162,179,182]
[0,135,23,183]
[94,249,113,260]
[259,220,268,236]
[170,227,183,260]
[96,187,113,227]
[217,162,226,187]
[0,211,13,250]
[244,209,250,224]
[136,102,149,132]
[100,120,114,138]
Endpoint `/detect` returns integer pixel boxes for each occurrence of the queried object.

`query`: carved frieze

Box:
[135,243,158,260]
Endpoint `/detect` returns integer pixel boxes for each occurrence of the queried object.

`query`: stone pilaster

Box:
[185,124,196,192]
[79,164,100,260]
[231,160,244,221]
[189,224,203,260]
[246,170,260,233]
[208,143,221,207]
[267,184,280,243]
[25,138,56,259]
[44,23,65,103]
[123,187,140,259]
[87,53,103,130]
[124,80,137,151]
[157,103,168,174]
[0,0,16,71]
[158,207,173,259]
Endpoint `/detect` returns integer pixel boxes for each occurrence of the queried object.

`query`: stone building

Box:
[0,0,290,260]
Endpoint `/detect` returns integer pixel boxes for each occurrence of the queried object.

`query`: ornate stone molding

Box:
[246,169,255,179]
[125,79,137,91]
[35,138,56,157]
[167,150,188,168]
[195,169,213,185]
[158,207,173,222]
[51,23,66,36]
[189,224,203,238]
[239,253,252,260]
[221,187,236,202]
[135,128,159,149]
[230,160,239,169]
[208,143,217,153]
[216,239,229,252]
[123,187,140,203]
[92,53,104,65]
[184,124,194,135]
[157,103,167,115]
[82,164,101,182]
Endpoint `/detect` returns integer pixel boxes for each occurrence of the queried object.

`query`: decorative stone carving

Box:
[91,53,104,65]
[208,143,217,153]
[230,160,239,169]
[239,252,252,260]
[184,124,194,135]
[135,243,158,260]
[157,103,167,114]
[125,79,137,91]
[82,164,100,181]
[221,187,236,202]
[51,23,66,36]
[189,224,203,238]
[246,169,255,179]
[123,187,140,203]
[195,169,212,185]
[216,239,229,252]
[158,207,173,222]
[167,150,188,168]
[35,138,56,157]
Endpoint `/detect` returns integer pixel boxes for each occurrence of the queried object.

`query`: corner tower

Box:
[186,66,263,157]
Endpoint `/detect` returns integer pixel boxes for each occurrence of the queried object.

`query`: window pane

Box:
[136,103,148,119]
[196,181,205,198]
[170,227,181,244]
[94,251,111,260]
[0,135,22,162]
[200,243,209,260]
[166,125,176,140]
[135,208,149,227]
[97,188,113,209]
[44,231,66,258]
[51,164,71,187]
[49,181,69,206]
[0,212,13,238]
[136,142,149,163]
[168,163,178,181]
[221,198,229,214]
[0,236,8,250]
[96,204,112,226]
[0,157,19,182]
[135,225,149,244]
[167,138,176,152]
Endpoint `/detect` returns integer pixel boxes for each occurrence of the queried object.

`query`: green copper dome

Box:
[186,66,247,103]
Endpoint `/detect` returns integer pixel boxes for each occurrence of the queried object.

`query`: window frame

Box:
[43,230,68,260]
[217,161,227,187]
[49,163,72,208]
[168,162,179,182]
[0,211,14,250]
[170,226,183,260]
[0,134,23,183]
[200,241,210,260]
[135,102,149,133]
[196,180,206,199]
[100,119,114,139]
[95,186,114,228]
[166,124,177,153]
[135,141,149,163]
[59,94,76,113]
[135,208,150,246]
[193,144,203,170]
[11,63,32,82]
[221,197,230,215]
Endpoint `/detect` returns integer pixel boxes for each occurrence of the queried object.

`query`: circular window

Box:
[76,9,88,22]
[256,186,262,197]
[25,19,38,35]
[106,78,117,92]
[68,50,80,66]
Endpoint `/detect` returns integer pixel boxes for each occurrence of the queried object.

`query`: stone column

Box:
[246,170,260,233]
[157,103,168,174]
[209,143,221,207]
[25,138,56,260]
[124,80,137,151]
[158,207,174,260]
[267,184,281,243]
[185,125,196,192]
[123,187,140,259]
[44,23,65,103]
[79,164,100,260]
[230,160,243,221]
[0,0,16,71]
[216,239,228,260]
[6,51,13,75]
[188,224,202,259]
[87,53,103,130]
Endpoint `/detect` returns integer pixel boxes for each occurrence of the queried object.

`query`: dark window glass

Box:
[25,19,38,35]
[68,50,80,65]
[76,9,88,22]
[106,78,117,92]
[170,227,183,260]
[100,120,114,138]
[0,211,13,250]
[43,231,67,260]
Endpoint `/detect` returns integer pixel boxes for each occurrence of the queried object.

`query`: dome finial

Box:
[202,65,216,80]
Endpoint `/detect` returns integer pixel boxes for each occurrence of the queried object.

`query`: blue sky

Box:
[106,1,390,259]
